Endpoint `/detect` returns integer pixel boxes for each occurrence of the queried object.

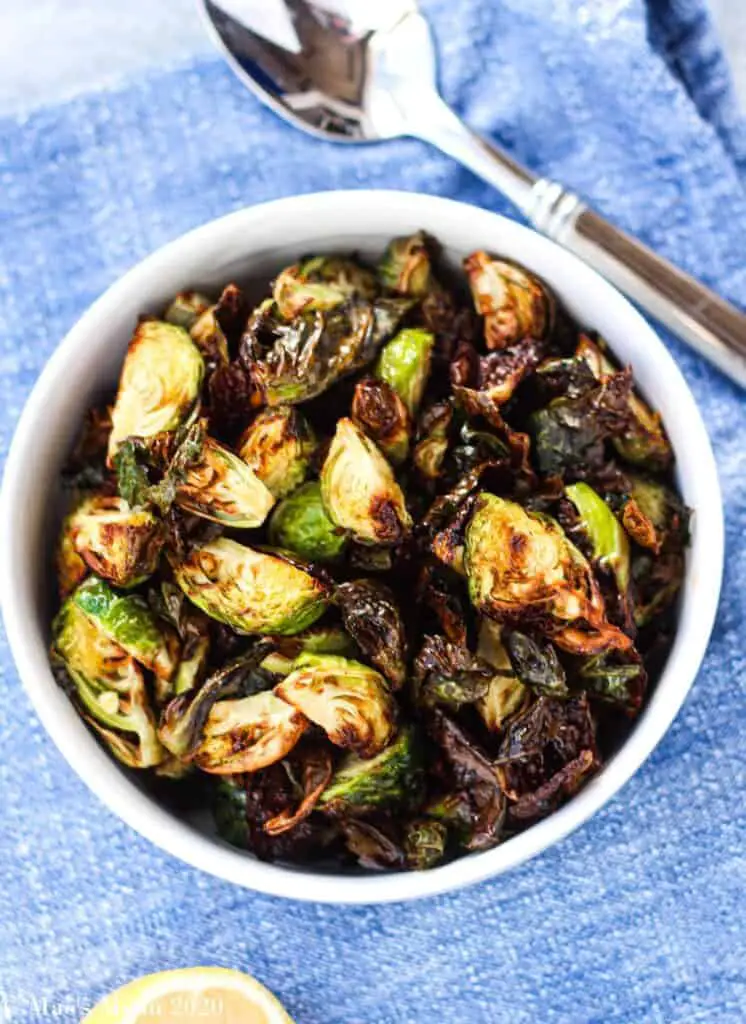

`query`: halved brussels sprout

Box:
[273,256,377,319]
[148,580,211,697]
[464,251,554,350]
[621,475,686,554]
[52,601,163,767]
[464,493,630,653]
[566,482,630,592]
[336,579,408,688]
[378,231,433,296]
[318,727,422,815]
[275,653,396,757]
[404,819,447,870]
[576,335,672,467]
[320,418,412,546]
[475,620,529,731]
[237,406,316,499]
[352,377,411,465]
[71,495,164,588]
[73,577,178,682]
[172,537,330,635]
[174,435,275,527]
[164,291,212,331]
[107,320,204,460]
[268,482,347,564]
[190,691,308,774]
[375,328,434,418]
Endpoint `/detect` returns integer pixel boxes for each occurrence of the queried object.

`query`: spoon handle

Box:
[411,101,746,388]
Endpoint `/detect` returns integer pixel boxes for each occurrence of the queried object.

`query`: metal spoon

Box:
[201,0,746,387]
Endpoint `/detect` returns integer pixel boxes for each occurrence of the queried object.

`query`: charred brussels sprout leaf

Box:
[566,482,630,592]
[404,818,448,870]
[172,537,330,635]
[238,406,317,499]
[264,743,334,835]
[275,653,396,758]
[319,727,423,815]
[577,336,672,468]
[52,601,164,768]
[378,231,433,296]
[464,251,554,350]
[340,819,406,870]
[578,650,647,710]
[505,630,569,698]
[464,493,631,655]
[249,298,410,406]
[273,256,377,319]
[107,321,204,461]
[475,620,529,731]
[174,435,275,527]
[413,400,453,481]
[320,418,412,545]
[70,495,164,588]
[73,577,178,682]
[414,635,494,708]
[268,482,347,564]
[375,327,434,418]
[352,377,411,465]
[148,580,210,696]
[497,696,598,822]
[164,291,212,331]
[336,579,407,688]
[631,551,684,627]
[621,475,687,555]
[190,691,308,774]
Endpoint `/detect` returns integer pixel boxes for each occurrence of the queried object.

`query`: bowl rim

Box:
[0,189,723,904]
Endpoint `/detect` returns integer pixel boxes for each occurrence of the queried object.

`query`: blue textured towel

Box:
[1,2,746,1021]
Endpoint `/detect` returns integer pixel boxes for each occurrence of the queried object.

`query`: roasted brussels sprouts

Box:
[375,327,434,418]
[275,654,396,757]
[464,493,630,654]
[73,577,178,682]
[378,231,433,296]
[70,495,163,589]
[164,291,212,331]
[174,435,275,527]
[566,482,630,593]
[351,377,411,465]
[268,482,347,563]
[107,320,204,460]
[319,727,423,815]
[52,601,163,768]
[190,691,308,774]
[464,251,554,349]
[51,232,688,873]
[172,538,330,635]
[336,579,407,688]
[475,619,529,731]
[273,256,377,319]
[238,406,316,499]
[320,418,412,545]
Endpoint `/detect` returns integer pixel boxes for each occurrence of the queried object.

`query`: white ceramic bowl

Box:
[0,191,723,903]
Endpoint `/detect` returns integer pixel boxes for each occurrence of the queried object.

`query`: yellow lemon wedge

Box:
[82,967,295,1024]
